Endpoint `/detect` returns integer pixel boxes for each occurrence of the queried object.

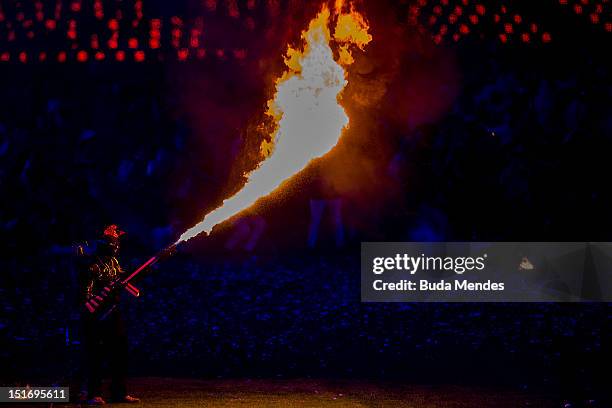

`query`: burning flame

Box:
[177,4,371,243]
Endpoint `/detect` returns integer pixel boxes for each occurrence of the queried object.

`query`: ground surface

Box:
[23,378,557,408]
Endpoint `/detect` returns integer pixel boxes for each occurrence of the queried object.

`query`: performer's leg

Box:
[83,318,103,398]
[108,311,129,399]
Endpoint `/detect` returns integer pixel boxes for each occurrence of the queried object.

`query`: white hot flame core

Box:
[177,7,369,243]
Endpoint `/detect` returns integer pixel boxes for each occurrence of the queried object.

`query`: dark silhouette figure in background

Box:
[77,225,140,405]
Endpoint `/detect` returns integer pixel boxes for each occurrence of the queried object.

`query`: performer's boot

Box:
[86,396,106,405]
[111,395,140,403]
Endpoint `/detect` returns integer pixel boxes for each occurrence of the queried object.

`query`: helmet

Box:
[98,224,125,256]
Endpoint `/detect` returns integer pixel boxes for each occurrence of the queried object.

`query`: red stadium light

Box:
[409,5,420,19]
[172,27,182,48]
[0,0,590,64]
[107,28,118,46]
[54,2,61,20]
[228,0,240,18]
[67,19,77,40]
[190,29,201,48]
[94,0,104,20]
[77,50,88,62]
[233,49,246,59]
[178,48,189,61]
[150,21,161,48]
[108,19,119,31]
[205,0,217,11]
[135,0,143,21]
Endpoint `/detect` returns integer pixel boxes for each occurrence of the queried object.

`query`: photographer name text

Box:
[373,279,504,291]
[371,253,504,292]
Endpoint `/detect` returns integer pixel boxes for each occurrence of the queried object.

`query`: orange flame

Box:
[177,4,371,243]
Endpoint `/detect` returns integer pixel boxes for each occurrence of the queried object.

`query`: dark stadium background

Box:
[0,0,609,402]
